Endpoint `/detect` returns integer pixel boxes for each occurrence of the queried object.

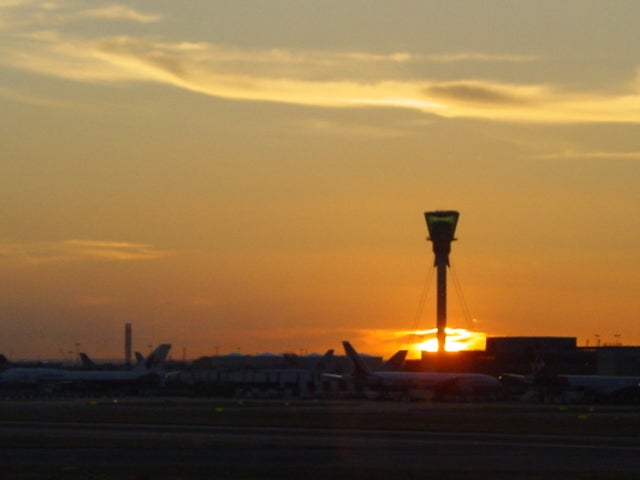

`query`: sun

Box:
[357,327,487,359]
[413,328,486,353]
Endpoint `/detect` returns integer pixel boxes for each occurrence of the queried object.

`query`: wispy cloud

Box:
[300,118,416,139]
[0,1,160,27]
[0,239,170,265]
[89,39,640,123]
[72,5,161,24]
[534,150,640,160]
[424,81,539,106]
[0,85,69,107]
[425,52,541,63]
[1,3,639,123]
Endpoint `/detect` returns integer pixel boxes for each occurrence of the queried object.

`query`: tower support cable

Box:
[449,262,474,331]
[410,263,435,334]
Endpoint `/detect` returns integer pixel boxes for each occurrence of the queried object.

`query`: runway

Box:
[1,400,640,478]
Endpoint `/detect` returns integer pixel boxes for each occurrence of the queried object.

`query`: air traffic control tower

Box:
[424,210,459,353]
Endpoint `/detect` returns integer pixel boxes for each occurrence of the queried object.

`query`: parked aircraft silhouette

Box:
[337,341,501,400]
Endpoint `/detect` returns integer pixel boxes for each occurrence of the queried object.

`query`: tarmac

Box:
[1,398,640,479]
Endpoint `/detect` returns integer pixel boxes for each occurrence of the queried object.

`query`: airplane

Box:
[172,348,338,399]
[555,375,640,403]
[501,358,640,404]
[0,344,171,394]
[311,348,336,374]
[340,341,501,401]
[79,351,146,369]
[321,348,406,381]
[79,352,96,369]
[379,349,408,371]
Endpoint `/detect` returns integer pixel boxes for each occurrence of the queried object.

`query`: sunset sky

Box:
[1,1,639,360]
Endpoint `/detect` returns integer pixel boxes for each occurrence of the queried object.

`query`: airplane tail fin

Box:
[134,344,171,373]
[342,341,372,376]
[531,354,552,381]
[0,354,9,371]
[530,353,567,389]
[314,349,335,373]
[79,352,95,368]
[134,352,144,365]
[380,350,407,371]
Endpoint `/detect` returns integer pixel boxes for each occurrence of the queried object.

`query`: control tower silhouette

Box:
[424,210,459,353]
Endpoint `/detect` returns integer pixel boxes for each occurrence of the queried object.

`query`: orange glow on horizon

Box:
[411,328,486,353]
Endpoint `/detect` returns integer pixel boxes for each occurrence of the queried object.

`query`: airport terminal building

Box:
[413,336,640,377]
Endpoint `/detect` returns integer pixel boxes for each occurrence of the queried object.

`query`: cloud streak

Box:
[72,5,162,23]
[425,52,541,63]
[0,239,170,265]
[0,85,69,107]
[534,150,640,160]
[1,3,639,124]
[0,1,161,26]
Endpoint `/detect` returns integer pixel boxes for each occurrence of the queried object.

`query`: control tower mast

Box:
[424,210,459,353]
